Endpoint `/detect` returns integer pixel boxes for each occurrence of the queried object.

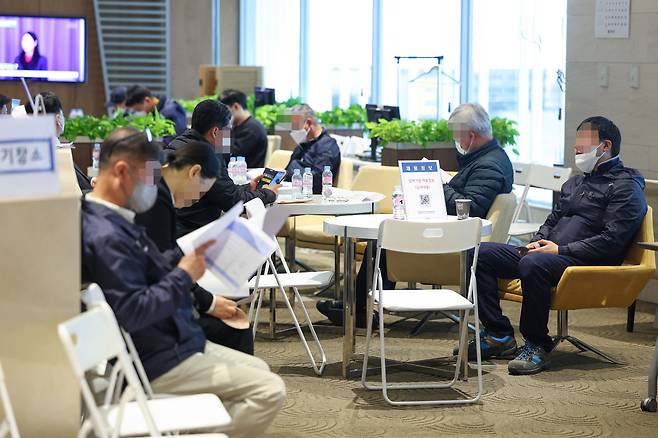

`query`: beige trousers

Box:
[151,342,286,438]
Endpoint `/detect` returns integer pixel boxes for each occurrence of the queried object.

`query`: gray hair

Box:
[448,103,492,138]
[290,103,318,124]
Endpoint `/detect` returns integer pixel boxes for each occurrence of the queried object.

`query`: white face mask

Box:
[290,128,308,145]
[454,139,467,155]
[575,142,604,174]
[56,111,65,136]
[126,181,158,213]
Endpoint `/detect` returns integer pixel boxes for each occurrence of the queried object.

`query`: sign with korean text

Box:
[398,160,447,220]
[0,115,59,199]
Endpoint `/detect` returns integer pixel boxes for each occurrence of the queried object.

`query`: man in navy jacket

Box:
[284,103,341,194]
[81,127,285,437]
[468,116,647,376]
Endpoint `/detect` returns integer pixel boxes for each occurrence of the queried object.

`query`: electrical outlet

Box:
[629,64,640,88]
[598,64,609,87]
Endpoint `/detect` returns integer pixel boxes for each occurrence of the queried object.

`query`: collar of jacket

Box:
[299,128,328,148]
[456,138,501,168]
[589,155,620,176]
[83,198,144,241]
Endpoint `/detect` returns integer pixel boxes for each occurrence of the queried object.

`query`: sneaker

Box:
[508,341,550,375]
[453,329,517,361]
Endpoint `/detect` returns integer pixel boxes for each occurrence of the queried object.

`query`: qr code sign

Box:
[419,194,430,206]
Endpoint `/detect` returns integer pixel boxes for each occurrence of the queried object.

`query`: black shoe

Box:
[453,329,518,361]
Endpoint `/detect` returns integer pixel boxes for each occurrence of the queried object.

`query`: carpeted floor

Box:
[255,248,658,437]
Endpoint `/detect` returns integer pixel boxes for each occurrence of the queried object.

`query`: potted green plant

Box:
[63,110,176,174]
[367,116,519,169]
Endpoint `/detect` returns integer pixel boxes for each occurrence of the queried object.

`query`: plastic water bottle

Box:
[302,167,313,198]
[237,156,247,184]
[291,169,303,199]
[392,185,405,220]
[322,165,333,200]
[228,157,236,182]
[92,143,101,170]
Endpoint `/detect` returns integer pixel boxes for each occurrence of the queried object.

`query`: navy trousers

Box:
[475,242,586,351]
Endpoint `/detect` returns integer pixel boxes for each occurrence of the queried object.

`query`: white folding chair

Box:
[362,218,484,406]
[59,301,231,437]
[244,198,329,376]
[0,363,20,438]
[81,284,155,400]
[508,164,572,240]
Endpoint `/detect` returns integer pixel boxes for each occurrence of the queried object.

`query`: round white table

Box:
[275,193,385,216]
[323,214,492,378]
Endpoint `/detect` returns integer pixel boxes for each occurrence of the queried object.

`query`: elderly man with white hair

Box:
[317,103,514,327]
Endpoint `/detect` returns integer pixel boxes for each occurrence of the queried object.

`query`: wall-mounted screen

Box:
[0,15,86,83]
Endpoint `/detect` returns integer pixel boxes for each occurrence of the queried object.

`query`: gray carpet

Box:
[254,249,658,437]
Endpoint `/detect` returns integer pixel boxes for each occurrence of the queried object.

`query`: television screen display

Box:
[0,15,86,83]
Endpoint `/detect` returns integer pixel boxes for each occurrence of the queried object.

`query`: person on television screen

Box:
[14,31,48,71]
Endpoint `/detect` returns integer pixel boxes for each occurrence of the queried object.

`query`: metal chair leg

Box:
[627,301,637,333]
[268,259,327,376]
[553,310,623,365]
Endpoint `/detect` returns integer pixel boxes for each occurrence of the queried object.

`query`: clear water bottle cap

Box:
[304,167,311,172]
[237,157,245,161]
[324,166,331,171]
[394,185,402,192]
[293,168,301,174]
[230,157,236,162]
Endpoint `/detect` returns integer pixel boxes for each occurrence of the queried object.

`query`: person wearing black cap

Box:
[106,86,127,117]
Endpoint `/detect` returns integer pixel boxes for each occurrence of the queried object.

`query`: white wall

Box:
[566,0,658,306]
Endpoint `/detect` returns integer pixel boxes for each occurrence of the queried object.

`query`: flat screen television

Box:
[0,15,86,83]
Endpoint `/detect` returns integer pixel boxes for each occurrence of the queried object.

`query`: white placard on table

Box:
[595,0,630,39]
[0,115,59,199]
[398,160,447,220]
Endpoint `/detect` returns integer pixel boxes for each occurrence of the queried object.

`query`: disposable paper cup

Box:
[455,199,472,220]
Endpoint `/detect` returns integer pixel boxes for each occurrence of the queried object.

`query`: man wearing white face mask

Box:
[284,103,341,194]
[25,91,93,193]
[82,127,286,438]
[465,116,647,376]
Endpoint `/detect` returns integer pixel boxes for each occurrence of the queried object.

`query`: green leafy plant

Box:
[62,110,176,142]
[366,116,519,153]
[490,116,520,155]
[177,95,216,113]
[317,104,367,127]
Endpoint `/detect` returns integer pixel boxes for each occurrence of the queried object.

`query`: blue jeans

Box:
[474,242,586,352]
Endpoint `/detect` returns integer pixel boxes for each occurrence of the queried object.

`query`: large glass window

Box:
[252,0,301,100]
[305,0,373,111]
[380,0,461,121]
[469,0,567,165]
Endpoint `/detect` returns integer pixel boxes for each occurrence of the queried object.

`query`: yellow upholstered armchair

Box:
[498,207,656,363]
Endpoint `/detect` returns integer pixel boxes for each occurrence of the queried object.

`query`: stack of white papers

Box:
[176,202,289,295]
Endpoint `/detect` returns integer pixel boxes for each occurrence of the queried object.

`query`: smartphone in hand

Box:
[257,168,286,189]
[516,246,529,257]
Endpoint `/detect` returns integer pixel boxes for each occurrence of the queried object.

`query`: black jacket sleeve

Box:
[558,181,647,261]
[443,163,507,218]
[203,174,277,212]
